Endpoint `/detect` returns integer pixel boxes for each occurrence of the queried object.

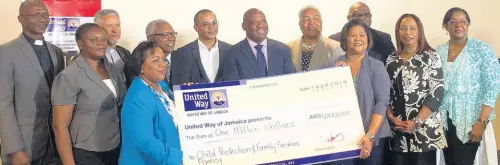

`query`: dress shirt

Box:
[247,38,268,67]
[198,39,220,82]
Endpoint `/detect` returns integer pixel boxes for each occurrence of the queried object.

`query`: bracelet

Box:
[476,118,489,127]
[366,132,375,142]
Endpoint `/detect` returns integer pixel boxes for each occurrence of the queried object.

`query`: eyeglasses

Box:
[447,20,469,26]
[351,12,372,19]
[21,12,49,18]
[150,32,178,38]
[198,21,219,29]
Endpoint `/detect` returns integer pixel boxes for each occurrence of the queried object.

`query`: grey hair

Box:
[299,5,322,21]
[94,9,119,24]
[19,0,45,14]
[145,19,168,38]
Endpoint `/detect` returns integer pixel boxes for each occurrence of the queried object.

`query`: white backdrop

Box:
[101,0,500,58]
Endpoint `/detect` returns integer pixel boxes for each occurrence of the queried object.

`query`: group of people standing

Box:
[0,0,499,165]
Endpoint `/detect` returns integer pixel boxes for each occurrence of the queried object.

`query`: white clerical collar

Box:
[34,40,44,46]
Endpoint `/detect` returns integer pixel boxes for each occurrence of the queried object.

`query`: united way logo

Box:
[210,90,228,108]
[67,18,80,31]
[183,89,229,111]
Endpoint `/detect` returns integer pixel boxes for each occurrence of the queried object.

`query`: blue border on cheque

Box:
[173,80,245,91]
[257,149,360,165]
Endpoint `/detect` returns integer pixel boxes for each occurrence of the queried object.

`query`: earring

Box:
[140,70,144,75]
[446,32,449,35]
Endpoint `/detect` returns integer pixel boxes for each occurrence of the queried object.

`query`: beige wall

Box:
[0,0,499,58]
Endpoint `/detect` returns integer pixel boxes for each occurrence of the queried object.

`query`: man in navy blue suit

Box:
[222,8,295,81]
[171,9,232,85]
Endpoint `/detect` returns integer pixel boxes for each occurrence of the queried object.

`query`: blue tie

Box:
[254,44,267,77]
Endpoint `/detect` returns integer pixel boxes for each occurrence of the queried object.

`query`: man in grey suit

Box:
[0,0,65,164]
[223,8,295,81]
[329,2,395,64]
[171,9,232,85]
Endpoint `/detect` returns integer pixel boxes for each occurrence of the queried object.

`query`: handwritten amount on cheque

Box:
[184,116,297,140]
[191,141,300,165]
[185,110,350,141]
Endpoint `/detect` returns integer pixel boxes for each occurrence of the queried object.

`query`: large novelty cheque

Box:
[173,67,365,165]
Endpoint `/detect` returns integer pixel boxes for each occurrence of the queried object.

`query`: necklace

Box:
[301,39,319,50]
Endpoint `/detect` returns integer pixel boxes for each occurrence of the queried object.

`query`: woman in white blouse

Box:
[51,23,127,165]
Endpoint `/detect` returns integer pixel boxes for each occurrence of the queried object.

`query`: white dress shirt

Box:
[198,39,220,82]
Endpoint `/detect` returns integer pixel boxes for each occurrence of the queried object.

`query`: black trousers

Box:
[73,147,119,165]
[443,118,480,165]
[392,151,436,165]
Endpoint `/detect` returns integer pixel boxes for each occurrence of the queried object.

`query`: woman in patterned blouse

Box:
[436,7,500,165]
[386,14,446,165]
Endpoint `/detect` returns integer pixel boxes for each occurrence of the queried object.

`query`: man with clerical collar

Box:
[171,9,232,85]
[329,2,395,64]
[288,5,344,72]
[0,0,65,164]
[94,9,131,70]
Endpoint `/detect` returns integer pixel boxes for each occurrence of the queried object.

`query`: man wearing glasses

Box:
[0,0,65,164]
[146,19,177,84]
[329,2,395,64]
[171,9,232,85]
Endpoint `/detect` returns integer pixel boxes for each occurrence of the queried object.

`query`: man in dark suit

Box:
[171,9,232,85]
[146,19,177,85]
[329,2,395,64]
[223,8,295,81]
[94,9,131,70]
[0,1,65,164]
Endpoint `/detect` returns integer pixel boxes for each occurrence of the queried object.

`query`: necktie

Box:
[166,58,171,81]
[254,44,267,77]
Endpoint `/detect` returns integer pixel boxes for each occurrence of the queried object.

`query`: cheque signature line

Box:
[204,137,245,144]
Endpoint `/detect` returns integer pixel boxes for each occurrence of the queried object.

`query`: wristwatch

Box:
[476,118,489,127]
[366,132,375,142]
[414,118,424,128]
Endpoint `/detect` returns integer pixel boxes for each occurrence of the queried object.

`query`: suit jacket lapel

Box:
[76,57,115,97]
[19,35,46,79]
[190,41,210,83]
[266,39,279,76]
[215,41,230,81]
[240,39,258,75]
[290,39,302,72]
[104,61,121,100]
[309,38,327,70]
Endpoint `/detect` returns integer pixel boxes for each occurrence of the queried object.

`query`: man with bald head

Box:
[94,9,131,70]
[329,2,395,64]
[172,9,232,85]
[0,0,65,164]
[223,8,294,81]
[146,19,177,84]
